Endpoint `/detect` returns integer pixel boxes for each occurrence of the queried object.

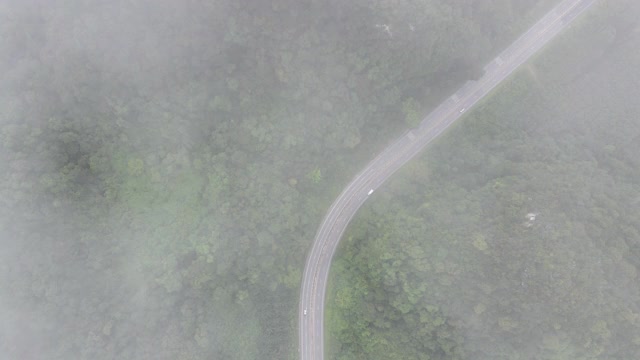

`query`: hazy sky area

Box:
[1,0,640,359]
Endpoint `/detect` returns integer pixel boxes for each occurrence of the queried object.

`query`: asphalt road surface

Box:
[299,1,597,359]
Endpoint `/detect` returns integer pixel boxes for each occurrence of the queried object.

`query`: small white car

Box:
[459,107,466,113]
[304,309,308,315]
[367,189,374,195]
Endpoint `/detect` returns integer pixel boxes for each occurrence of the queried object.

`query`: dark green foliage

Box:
[2,0,635,359]
[328,2,640,359]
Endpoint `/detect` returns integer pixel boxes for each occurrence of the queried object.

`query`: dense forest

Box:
[327,1,640,359]
[1,0,635,359]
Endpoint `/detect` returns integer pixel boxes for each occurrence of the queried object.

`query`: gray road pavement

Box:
[299,1,597,359]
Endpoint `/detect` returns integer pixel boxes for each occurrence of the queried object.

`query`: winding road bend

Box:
[299,1,597,359]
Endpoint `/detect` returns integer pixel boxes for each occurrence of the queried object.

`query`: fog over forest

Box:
[1,0,640,359]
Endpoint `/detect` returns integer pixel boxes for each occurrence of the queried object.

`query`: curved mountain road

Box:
[299,1,597,359]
